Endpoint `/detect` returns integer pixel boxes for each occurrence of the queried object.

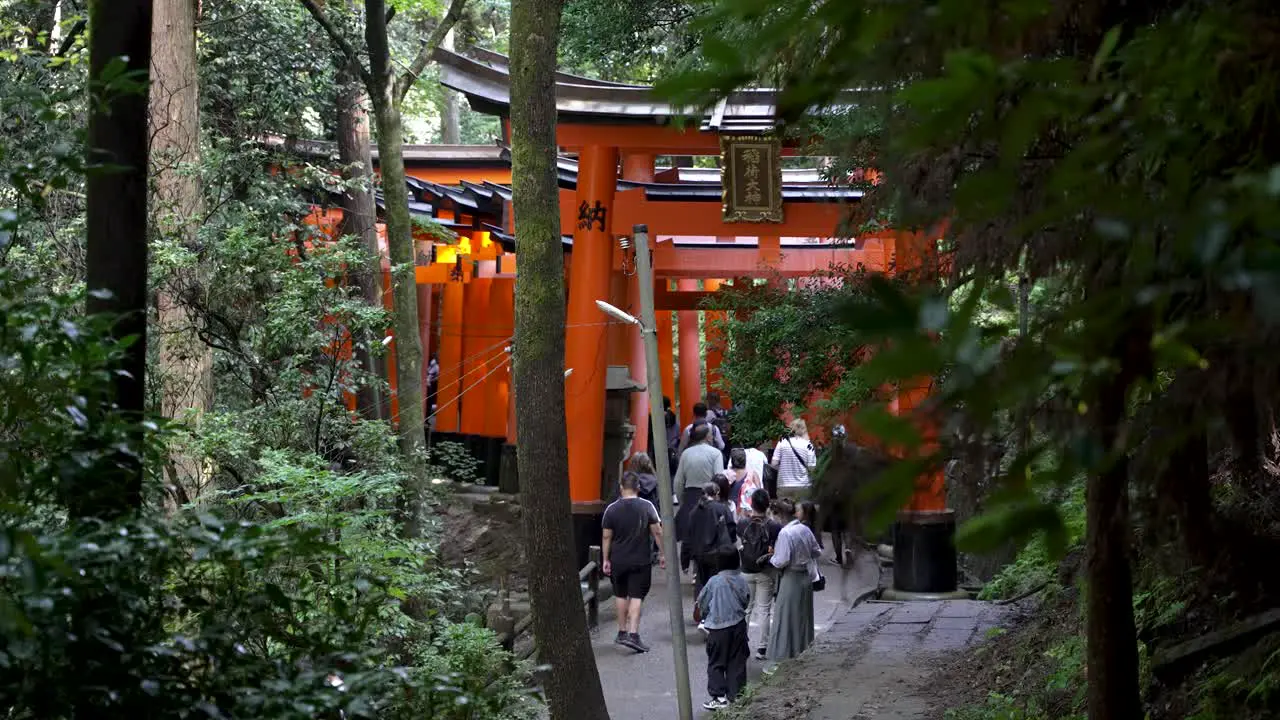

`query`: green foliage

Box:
[944,692,1065,720]
[0,511,534,719]
[405,621,541,719]
[1190,633,1280,719]
[657,0,1280,558]
[428,440,483,484]
[978,487,1084,601]
[560,0,703,82]
[715,269,878,448]
[0,5,538,715]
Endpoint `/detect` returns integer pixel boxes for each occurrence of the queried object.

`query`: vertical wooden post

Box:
[587,545,601,630]
[634,225,695,720]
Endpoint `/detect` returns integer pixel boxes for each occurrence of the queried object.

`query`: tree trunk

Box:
[151,0,212,506]
[79,0,152,519]
[18,0,58,51]
[1155,372,1216,572]
[509,0,611,717]
[336,59,389,422]
[366,0,428,536]
[440,27,461,143]
[1084,322,1147,720]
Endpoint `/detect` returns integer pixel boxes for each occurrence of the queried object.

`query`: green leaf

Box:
[1090,25,1123,82]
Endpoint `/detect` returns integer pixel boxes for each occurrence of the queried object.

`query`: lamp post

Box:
[594,224,693,720]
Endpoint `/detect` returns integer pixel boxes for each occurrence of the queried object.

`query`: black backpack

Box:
[709,408,731,446]
[740,516,772,574]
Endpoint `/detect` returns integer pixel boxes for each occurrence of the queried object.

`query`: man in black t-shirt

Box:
[602,472,665,653]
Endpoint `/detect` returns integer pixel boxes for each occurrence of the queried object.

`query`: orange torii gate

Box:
[428,48,951,592]
[301,49,954,593]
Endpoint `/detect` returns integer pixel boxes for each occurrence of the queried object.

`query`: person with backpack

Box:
[602,471,665,653]
[680,481,737,626]
[706,392,733,462]
[724,448,762,522]
[675,403,725,456]
[740,489,782,660]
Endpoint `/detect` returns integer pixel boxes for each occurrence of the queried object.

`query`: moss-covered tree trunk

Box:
[365,0,428,536]
[509,0,610,717]
[335,60,389,423]
[151,0,212,506]
[80,0,152,519]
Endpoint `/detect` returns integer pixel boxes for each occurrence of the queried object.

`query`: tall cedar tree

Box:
[80,0,153,518]
[299,0,465,537]
[151,0,213,506]
[335,59,389,422]
[509,0,611,716]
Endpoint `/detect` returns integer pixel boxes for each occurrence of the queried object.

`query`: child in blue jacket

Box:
[696,545,751,710]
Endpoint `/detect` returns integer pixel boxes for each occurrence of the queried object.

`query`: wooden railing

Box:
[494,545,603,661]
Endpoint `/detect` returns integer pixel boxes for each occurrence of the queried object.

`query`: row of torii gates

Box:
[307,49,955,593]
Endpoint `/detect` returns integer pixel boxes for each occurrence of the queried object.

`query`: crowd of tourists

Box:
[602,394,832,712]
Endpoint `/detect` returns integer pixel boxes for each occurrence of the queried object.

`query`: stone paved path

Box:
[591,546,882,720]
[729,598,1012,719]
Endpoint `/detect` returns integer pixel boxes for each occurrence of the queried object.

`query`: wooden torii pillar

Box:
[676,278,702,427]
[886,230,956,596]
[564,145,619,521]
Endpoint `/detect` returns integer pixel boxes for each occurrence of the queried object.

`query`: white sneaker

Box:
[702,697,730,710]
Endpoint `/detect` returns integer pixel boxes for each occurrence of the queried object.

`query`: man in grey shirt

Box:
[674,425,725,556]
[675,424,725,492]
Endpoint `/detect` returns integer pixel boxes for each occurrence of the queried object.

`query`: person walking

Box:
[697,546,750,711]
[426,354,440,412]
[602,472,665,653]
[740,489,782,659]
[745,442,769,492]
[648,396,680,479]
[674,424,725,540]
[625,453,661,508]
[676,402,726,455]
[767,498,822,661]
[770,418,817,502]
[681,481,736,625]
[724,448,762,522]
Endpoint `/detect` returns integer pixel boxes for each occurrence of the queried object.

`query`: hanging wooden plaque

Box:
[720,135,783,223]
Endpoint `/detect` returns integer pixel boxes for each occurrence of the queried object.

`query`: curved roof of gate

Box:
[434,48,857,132]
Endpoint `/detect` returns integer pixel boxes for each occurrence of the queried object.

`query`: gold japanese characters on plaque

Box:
[720,134,783,223]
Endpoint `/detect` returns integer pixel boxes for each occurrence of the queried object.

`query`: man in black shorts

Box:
[602,471,665,653]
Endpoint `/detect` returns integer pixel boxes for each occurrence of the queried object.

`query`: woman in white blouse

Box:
[770,418,817,501]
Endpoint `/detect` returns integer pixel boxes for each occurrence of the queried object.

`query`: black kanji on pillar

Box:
[577,200,608,232]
